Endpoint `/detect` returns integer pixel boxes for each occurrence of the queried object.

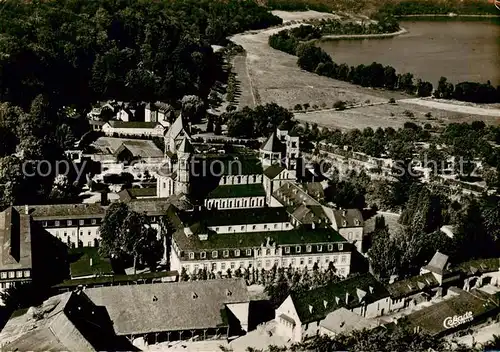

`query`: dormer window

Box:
[317,245,323,252]
[306,245,312,253]
[200,252,206,259]
[246,249,252,256]
[79,220,84,226]
[354,219,360,226]
[55,220,60,226]
[285,247,290,254]
[264,224,268,229]
[295,246,301,253]
[328,244,333,251]
[223,250,229,258]
[339,244,344,251]
[92,219,97,225]
[266,249,271,256]
[212,251,218,258]
[235,249,240,257]
[189,252,195,260]
[67,220,72,226]
[342,220,347,227]
[42,221,48,227]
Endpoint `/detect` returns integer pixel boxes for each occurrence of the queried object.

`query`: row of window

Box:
[206,198,265,209]
[53,229,99,238]
[186,244,346,260]
[220,175,261,185]
[213,223,290,232]
[0,270,30,280]
[42,218,101,227]
[183,256,348,273]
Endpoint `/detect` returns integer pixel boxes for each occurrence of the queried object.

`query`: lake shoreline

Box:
[317,27,408,41]
[397,14,500,18]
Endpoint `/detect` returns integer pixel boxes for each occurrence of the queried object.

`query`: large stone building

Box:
[0,207,32,297]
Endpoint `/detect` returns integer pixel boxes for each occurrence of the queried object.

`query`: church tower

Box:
[175,137,193,195]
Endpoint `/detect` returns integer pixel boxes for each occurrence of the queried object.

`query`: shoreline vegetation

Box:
[269,21,500,104]
[266,0,499,17]
[317,27,407,41]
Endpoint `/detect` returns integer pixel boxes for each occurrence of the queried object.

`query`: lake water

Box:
[317,19,500,86]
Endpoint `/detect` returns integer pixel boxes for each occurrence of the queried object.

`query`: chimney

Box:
[24,205,29,215]
[90,258,93,267]
[345,292,349,304]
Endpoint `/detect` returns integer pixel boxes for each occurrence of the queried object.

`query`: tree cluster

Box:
[270,28,500,102]
[380,0,499,16]
[223,103,293,138]
[99,202,163,273]
[0,0,282,110]
[250,325,447,352]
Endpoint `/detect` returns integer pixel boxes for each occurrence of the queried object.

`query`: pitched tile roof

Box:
[332,209,364,228]
[263,164,286,179]
[422,251,449,275]
[173,225,348,251]
[207,184,266,199]
[0,207,32,271]
[402,289,499,336]
[179,207,290,227]
[85,279,249,335]
[23,204,106,220]
[0,293,97,351]
[290,273,390,324]
[386,272,439,299]
[319,307,378,335]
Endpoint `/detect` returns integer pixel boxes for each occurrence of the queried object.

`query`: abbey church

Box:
[155,114,365,276]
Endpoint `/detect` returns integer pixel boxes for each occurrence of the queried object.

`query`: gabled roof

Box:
[319,307,378,335]
[179,207,290,227]
[290,273,390,324]
[165,114,189,141]
[260,132,285,153]
[178,136,194,154]
[85,279,249,335]
[333,209,364,228]
[0,207,32,271]
[387,272,439,299]
[264,164,286,179]
[422,251,449,275]
[0,293,98,351]
[207,184,266,199]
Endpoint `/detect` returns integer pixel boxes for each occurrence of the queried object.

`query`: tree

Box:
[383,66,397,90]
[180,267,190,281]
[181,95,205,124]
[214,120,222,135]
[206,116,214,133]
[296,43,332,72]
[99,202,162,272]
[416,79,433,97]
[434,76,454,99]
[368,226,400,278]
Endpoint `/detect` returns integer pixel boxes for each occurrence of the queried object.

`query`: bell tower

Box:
[176,137,193,195]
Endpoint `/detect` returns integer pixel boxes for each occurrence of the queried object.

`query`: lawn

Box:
[69,247,113,278]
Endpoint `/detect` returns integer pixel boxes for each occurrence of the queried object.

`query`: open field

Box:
[230,11,500,131]
[294,101,500,130]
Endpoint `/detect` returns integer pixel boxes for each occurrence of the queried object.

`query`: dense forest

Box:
[269,26,500,103]
[0,0,282,208]
[0,0,281,109]
[266,0,498,16]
